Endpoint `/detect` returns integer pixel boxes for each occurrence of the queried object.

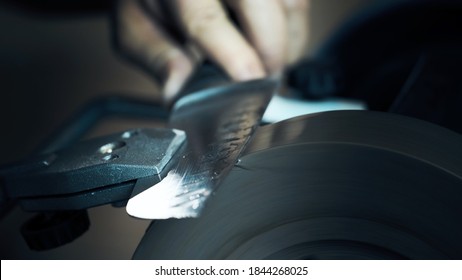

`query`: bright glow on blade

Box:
[126,79,275,220]
[262,95,366,123]
[126,171,211,219]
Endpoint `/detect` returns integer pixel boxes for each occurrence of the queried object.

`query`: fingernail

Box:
[161,53,194,104]
[233,62,266,81]
[163,71,187,103]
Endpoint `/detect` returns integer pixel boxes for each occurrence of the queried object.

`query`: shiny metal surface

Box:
[127,79,276,219]
[3,128,186,211]
[134,111,462,259]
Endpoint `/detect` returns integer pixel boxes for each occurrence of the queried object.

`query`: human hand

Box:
[114,0,310,103]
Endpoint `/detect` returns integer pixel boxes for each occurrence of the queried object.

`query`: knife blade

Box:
[126,65,277,219]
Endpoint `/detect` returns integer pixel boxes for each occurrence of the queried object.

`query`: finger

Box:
[280,0,311,65]
[227,0,287,76]
[114,0,194,102]
[172,0,266,81]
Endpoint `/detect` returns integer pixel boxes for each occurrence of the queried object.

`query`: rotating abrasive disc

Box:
[134,111,462,259]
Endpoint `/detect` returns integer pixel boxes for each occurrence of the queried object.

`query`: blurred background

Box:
[0,0,398,259]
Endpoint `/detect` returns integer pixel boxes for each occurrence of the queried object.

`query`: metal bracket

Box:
[1,128,185,211]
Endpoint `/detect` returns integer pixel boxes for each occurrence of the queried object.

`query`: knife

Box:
[126,64,277,219]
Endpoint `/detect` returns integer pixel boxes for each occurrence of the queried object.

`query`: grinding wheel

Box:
[134,111,462,259]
